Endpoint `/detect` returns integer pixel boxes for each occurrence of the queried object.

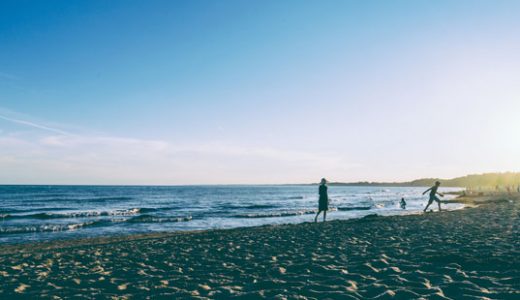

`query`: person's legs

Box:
[435,196,441,211]
[323,210,327,221]
[314,210,322,222]
[424,199,433,212]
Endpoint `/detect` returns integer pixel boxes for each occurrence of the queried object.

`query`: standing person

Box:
[314,178,329,222]
[400,197,406,209]
[422,181,444,212]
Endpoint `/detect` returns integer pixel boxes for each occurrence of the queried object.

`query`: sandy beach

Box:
[0,194,518,299]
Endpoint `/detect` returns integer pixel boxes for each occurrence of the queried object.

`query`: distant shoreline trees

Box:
[324,172,520,188]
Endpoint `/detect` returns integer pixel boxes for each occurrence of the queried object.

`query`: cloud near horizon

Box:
[1,105,519,185]
[0,111,356,184]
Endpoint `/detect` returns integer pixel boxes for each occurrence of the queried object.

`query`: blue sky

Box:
[1,1,520,184]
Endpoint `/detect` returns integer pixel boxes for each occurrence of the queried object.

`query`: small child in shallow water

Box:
[400,198,406,209]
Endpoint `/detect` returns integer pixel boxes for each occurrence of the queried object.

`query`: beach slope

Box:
[1,196,519,299]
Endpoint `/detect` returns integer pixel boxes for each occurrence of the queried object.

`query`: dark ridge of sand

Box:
[0,196,519,299]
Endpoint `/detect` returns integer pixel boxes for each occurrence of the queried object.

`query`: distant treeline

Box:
[327,172,520,188]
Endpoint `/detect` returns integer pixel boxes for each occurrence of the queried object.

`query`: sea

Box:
[0,185,464,244]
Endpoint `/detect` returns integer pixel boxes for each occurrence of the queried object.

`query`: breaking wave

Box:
[0,214,193,235]
[1,208,143,220]
[127,215,192,223]
[337,206,372,211]
[0,220,109,235]
[233,210,317,218]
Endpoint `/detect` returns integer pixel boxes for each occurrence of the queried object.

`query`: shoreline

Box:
[0,185,466,245]
[0,193,518,298]
[0,196,471,251]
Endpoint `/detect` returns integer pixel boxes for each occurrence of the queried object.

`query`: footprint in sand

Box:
[11,264,25,271]
[14,283,30,293]
[364,263,380,273]
[346,280,358,292]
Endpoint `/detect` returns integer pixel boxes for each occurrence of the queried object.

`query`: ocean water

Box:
[0,185,464,244]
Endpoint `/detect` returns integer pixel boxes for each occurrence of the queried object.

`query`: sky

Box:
[1,0,520,184]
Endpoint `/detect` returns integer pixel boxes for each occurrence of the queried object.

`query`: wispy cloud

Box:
[0,108,355,184]
[0,134,352,184]
[0,114,73,136]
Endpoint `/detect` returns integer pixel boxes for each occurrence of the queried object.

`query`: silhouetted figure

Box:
[400,197,406,209]
[423,181,444,212]
[314,178,329,222]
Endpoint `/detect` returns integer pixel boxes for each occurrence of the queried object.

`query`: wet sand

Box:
[0,194,518,299]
